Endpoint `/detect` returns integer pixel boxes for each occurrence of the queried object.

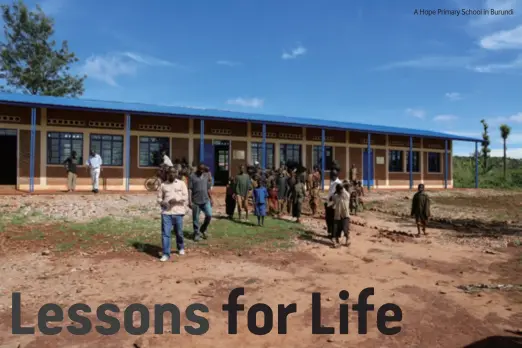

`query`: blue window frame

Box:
[90,134,123,166]
[139,136,169,167]
[280,144,301,165]
[428,152,441,173]
[251,142,274,168]
[47,132,83,165]
[406,151,420,172]
[312,145,333,169]
[389,150,403,172]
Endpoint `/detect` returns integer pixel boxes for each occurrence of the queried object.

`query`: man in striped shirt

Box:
[157,170,189,261]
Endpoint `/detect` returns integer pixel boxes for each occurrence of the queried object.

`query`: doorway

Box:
[363,149,374,187]
[213,141,230,186]
[0,129,17,185]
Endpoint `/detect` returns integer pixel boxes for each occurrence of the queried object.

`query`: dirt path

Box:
[0,193,521,347]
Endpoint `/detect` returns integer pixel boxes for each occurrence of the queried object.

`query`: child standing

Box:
[309,180,320,216]
[253,180,269,226]
[291,177,306,223]
[333,183,351,247]
[225,177,236,219]
[268,181,279,216]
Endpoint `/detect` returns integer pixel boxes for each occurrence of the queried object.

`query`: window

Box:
[47,132,83,165]
[90,134,123,166]
[388,150,403,172]
[251,143,274,168]
[280,144,301,165]
[406,151,420,172]
[428,152,441,173]
[312,145,333,170]
[139,136,169,167]
[0,129,16,136]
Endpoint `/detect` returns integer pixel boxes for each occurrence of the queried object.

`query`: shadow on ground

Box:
[462,335,522,348]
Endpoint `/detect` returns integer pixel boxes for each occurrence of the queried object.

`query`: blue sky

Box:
[19,0,522,157]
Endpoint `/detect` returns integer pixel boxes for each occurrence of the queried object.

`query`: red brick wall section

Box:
[334,146,346,178]
[47,109,124,129]
[231,141,248,177]
[349,132,385,146]
[306,128,346,143]
[193,119,247,138]
[251,123,303,140]
[171,138,189,163]
[0,105,41,125]
[131,114,189,134]
[349,148,362,175]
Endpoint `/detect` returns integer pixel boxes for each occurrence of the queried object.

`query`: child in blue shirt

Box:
[253,179,269,226]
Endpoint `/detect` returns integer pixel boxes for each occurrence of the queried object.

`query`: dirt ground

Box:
[0,189,521,348]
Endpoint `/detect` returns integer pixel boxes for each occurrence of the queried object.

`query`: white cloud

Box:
[488,112,522,124]
[470,55,522,73]
[445,92,462,101]
[490,147,522,158]
[226,97,264,108]
[468,0,520,27]
[377,56,473,70]
[81,52,176,86]
[495,132,522,144]
[479,25,522,50]
[216,60,241,67]
[122,52,174,67]
[433,114,458,122]
[405,108,426,118]
[282,45,307,60]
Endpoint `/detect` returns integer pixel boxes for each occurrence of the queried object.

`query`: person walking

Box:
[188,164,213,241]
[325,169,342,238]
[332,182,351,247]
[157,170,189,261]
[411,184,431,237]
[63,151,78,192]
[87,150,102,193]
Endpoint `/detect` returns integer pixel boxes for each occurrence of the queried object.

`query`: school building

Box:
[0,93,482,192]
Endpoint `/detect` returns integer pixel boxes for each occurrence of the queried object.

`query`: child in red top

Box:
[268,182,279,216]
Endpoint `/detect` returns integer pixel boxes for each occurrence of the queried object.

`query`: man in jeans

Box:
[87,150,102,193]
[189,163,213,241]
[63,151,78,192]
[234,165,251,220]
[157,170,189,262]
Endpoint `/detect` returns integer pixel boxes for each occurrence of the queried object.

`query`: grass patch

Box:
[47,214,308,253]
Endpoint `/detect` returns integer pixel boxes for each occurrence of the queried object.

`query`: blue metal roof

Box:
[0,92,482,142]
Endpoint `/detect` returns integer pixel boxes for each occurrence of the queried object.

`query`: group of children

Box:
[224,164,366,248]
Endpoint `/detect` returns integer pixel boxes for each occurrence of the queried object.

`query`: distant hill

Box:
[453,156,522,188]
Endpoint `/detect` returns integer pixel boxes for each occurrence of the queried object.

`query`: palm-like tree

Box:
[499,124,511,179]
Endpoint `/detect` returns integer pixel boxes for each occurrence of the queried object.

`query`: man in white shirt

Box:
[157,170,189,261]
[161,150,173,168]
[325,169,342,239]
[87,150,103,193]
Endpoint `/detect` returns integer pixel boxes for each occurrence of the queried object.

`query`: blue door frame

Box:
[363,150,374,187]
[203,143,215,176]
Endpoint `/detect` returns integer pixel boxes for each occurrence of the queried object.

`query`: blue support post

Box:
[199,119,204,164]
[444,139,448,189]
[475,141,479,189]
[409,136,413,190]
[367,133,371,191]
[124,114,131,192]
[321,128,325,191]
[262,123,266,170]
[29,108,36,193]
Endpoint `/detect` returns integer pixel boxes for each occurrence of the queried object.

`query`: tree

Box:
[480,119,491,172]
[499,124,511,179]
[0,0,85,97]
